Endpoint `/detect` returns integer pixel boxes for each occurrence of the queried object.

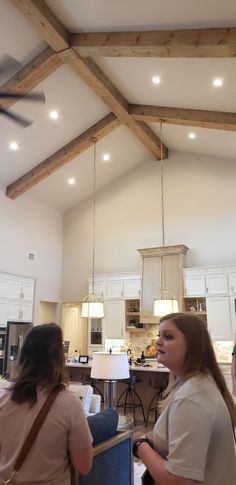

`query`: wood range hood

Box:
[137,245,189,324]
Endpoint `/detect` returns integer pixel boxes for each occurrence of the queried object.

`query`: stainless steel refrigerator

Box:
[4,321,33,379]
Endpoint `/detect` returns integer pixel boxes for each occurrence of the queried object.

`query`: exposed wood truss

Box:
[130,105,236,131]
[71,27,236,58]
[6,113,120,199]
[6,0,236,199]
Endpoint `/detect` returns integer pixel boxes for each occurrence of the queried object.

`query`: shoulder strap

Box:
[14,385,63,473]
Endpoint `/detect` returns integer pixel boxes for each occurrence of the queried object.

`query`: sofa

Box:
[75,408,133,485]
[68,383,101,416]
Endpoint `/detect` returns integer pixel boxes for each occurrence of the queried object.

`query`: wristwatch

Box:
[133,437,151,458]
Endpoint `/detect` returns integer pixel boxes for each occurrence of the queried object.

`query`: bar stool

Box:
[116,374,146,425]
[145,386,165,426]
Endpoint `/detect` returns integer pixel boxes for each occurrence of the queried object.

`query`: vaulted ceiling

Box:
[1,0,236,211]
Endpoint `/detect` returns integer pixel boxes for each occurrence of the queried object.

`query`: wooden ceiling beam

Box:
[0,47,62,109]
[72,27,236,57]
[130,104,236,131]
[59,49,167,158]
[10,0,70,51]
[7,113,120,199]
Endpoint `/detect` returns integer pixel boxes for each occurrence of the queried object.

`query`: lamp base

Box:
[104,380,117,409]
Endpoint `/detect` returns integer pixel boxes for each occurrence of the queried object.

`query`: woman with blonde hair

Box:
[133,313,236,485]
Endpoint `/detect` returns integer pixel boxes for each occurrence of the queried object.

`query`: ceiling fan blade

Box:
[0,107,32,127]
[0,91,45,103]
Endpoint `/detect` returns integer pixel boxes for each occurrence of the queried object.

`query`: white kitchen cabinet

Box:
[105,300,126,339]
[206,297,232,340]
[184,274,205,297]
[228,273,236,295]
[88,281,106,299]
[8,278,35,301]
[8,300,33,322]
[229,296,236,335]
[0,275,10,299]
[205,273,228,295]
[0,299,8,326]
[107,280,124,299]
[123,278,141,298]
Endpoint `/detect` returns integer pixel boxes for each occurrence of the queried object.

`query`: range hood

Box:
[137,245,188,324]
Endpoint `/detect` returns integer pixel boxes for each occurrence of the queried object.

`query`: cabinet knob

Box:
[231,285,234,293]
[121,291,123,297]
[206,287,208,293]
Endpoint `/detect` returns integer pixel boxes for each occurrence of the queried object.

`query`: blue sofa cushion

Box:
[87,408,118,445]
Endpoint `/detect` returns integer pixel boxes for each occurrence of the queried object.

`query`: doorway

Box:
[62,303,88,356]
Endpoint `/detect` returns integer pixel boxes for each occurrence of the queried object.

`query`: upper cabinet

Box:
[88,280,106,299]
[123,278,141,299]
[107,279,124,299]
[0,272,35,325]
[228,272,236,294]
[184,268,228,297]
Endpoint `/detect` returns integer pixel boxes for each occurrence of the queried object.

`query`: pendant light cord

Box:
[92,139,97,294]
[160,122,166,291]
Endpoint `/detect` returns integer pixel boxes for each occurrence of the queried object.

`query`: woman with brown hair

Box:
[0,323,93,484]
[133,313,236,485]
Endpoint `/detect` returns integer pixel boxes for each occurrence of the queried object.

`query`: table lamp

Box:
[91,351,130,408]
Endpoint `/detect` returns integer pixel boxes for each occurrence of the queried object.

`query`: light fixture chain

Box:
[92,140,96,294]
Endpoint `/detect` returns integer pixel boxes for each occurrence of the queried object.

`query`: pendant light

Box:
[153,123,179,317]
[81,138,104,318]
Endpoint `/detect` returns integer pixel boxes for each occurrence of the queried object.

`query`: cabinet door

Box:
[8,280,22,300]
[206,297,232,340]
[184,275,205,297]
[20,302,33,322]
[8,301,21,321]
[107,280,124,299]
[0,299,8,326]
[229,296,236,335]
[228,273,236,295]
[205,274,228,295]
[89,281,106,299]
[123,279,141,298]
[21,280,35,301]
[0,276,10,299]
[105,300,125,339]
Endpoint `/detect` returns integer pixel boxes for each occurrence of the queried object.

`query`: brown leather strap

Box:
[13,384,64,473]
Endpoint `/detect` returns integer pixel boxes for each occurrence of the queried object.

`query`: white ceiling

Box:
[1,0,236,211]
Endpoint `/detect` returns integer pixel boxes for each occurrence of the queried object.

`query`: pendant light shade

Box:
[153,124,179,317]
[153,290,179,317]
[81,139,105,319]
[81,293,104,318]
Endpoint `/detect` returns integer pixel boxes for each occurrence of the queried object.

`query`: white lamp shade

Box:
[91,352,130,380]
[81,301,104,318]
[153,298,179,317]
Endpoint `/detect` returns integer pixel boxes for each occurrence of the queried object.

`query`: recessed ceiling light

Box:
[188,133,196,140]
[212,78,223,87]
[103,153,110,161]
[152,76,161,85]
[9,141,18,150]
[68,177,76,185]
[50,110,59,120]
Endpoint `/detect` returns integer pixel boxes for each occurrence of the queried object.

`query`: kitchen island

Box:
[66,362,169,419]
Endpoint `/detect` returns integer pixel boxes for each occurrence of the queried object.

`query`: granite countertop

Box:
[66,361,169,373]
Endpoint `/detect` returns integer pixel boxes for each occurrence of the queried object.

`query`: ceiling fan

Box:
[0,91,46,127]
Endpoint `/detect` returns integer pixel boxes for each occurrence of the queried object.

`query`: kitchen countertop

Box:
[66,362,169,373]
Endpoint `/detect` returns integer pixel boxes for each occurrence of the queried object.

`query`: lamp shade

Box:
[153,298,179,317]
[91,352,130,380]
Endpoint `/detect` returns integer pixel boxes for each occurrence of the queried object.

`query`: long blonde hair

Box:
[159,313,236,428]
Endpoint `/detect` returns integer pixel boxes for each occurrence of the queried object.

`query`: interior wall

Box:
[0,187,63,323]
[62,150,236,301]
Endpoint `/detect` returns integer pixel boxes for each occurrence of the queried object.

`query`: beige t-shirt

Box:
[153,374,236,484]
[0,386,93,484]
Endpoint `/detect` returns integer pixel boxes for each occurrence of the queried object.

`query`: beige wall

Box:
[62,150,236,301]
[0,187,63,322]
